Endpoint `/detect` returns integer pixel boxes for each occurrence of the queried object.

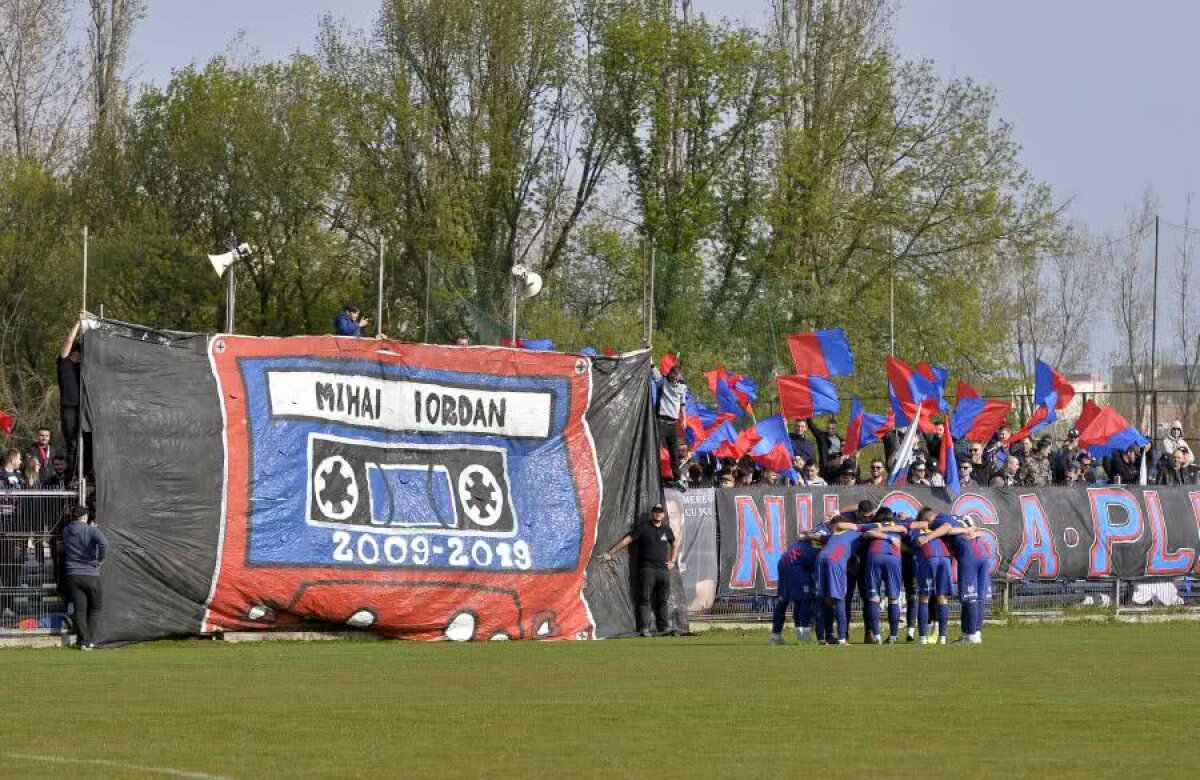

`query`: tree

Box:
[87,0,145,137]
[1107,194,1156,432]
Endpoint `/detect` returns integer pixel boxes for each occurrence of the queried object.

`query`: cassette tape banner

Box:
[83,326,662,645]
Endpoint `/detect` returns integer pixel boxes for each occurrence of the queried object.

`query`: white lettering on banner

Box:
[266,370,553,438]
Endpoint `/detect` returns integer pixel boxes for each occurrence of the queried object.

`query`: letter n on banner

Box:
[1144,491,1195,576]
[1008,494,1059,578]
[1088,488,1144,577]
[730,495,786,590]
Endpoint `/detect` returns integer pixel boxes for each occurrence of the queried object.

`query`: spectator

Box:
[1156,448,1198,486]
[21,454,39,490]
[1162,421,1193,466]
[801,462,827,486]
[958,461,978,488]
[788,420,817,467]
[908,460,932,486]
[762,470,780,486]
[1064,460,1087,486]
[862,458,887,486]
[1019,436,1054,487]
[1051,428,1082,483]
[1077,452,1107,485]
[836,465,858,486]
[717,473,735,489]
[990,455,1021,487]
[1109,445,1142,486]
[922,418,945,469]
[333,303,369,337]
[736,468,754,487]
[40,455,68,490]
[58,319,83,478]
[62,505,107,649]
[820,449,847,484]
[0,449,26,490]
[964,442,989,484]
[651,364,688,491]
[808,416,841,468]
[25,428,59,484]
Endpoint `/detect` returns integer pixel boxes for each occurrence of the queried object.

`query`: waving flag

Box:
[694,420,742,459]
[705,365,755,418]
[787,328,855,378]
[941,428,961,496]
[523,339,554,351]
[1076,405,1149,458]
[887,357,939,433]
[1009,360,1076,446]
[684,395,735,447]
[950,380,1011,442]
[659,352,678,375]
[0,409,11,435]
[843,397,889,455]
[888,406,924,486]
[1075,398,1103,435]
[745,414,798,478]
[777,374,841,420]
[917,363,951,414]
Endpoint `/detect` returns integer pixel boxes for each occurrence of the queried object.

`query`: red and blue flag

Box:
[776,374,840,420]
[693,419,742,459]
[1076,405,1149,458]
[941,428,960,495]
[917,362,951,415]
[843,397,889,455]
[787,328,855,378]
[705,365,756,418]
[743,414,797,479]
[684,395,735,447]
[887,357,940,432]
[950,380,1011,442]
[1009,360,1075,446]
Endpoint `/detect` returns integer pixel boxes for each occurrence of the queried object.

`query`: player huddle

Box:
[771,501,992,646]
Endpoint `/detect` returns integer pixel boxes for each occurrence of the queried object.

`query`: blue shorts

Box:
[917,557,953,597]
[817,558,848,601]
[865,556,902,600]
[777,561,816,602]
[956,555,989,602]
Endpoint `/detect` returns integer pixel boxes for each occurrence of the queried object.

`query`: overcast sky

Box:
[128,0,1200,370]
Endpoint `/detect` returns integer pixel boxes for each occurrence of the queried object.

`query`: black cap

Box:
[1036,435,1052,449]
[1068,428,1080,438]
[68,505,90,519]
[345,302,361,312]
[650,503,665,514]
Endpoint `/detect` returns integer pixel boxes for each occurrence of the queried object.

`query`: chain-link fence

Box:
[0,490,75,635]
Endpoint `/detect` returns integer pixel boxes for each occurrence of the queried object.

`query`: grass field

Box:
[0,623,1197,779]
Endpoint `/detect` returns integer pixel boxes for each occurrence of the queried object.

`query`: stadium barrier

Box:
[0,490,75,635]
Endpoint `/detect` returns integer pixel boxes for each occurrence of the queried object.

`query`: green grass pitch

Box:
[0,623,1195,779]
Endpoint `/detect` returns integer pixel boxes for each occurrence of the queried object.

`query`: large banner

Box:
[716,486,1200,595]
[85,323,659,644]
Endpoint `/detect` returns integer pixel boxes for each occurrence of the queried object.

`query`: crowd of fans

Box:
[665,416,1197,490]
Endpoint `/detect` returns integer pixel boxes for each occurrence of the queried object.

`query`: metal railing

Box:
[0,490,75,635]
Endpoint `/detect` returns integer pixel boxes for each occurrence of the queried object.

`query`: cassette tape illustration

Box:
[203,336,602,641]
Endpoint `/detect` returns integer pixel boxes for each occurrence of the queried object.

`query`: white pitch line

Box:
[5,753,233,780]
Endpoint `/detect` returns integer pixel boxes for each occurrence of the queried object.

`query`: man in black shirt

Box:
[602,503,678,636]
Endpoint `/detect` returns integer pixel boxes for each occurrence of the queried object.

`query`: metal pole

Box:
[511,280,518,343]
[1151,215,1159,441]
[375,236,384,338]
[424,251,432,343]
[640,240,648,345]
[224,263,236,333]
[889,253,895,355]
[78,226,88,498]
[647,245,656,346]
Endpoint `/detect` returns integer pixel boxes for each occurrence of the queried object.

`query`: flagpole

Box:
[78,226,88,499]
[376,236,384,338]
[1150,215,1159,440]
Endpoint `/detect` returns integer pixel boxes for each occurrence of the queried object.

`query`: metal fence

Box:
[695,578,1200,625]
[0,490,75,635]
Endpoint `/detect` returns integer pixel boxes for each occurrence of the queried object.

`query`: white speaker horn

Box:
[208,250,237,278]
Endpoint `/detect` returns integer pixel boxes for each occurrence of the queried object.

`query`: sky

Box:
[127,0,1200,370]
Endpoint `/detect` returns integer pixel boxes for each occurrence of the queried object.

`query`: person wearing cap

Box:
[1064,460,1087,486]
[602,503,678,636]
[1051,428,1082,484]
[1018,436,1054,487]
[1156,447,1198,486]
[333,303,369,337]
[1110,445,1143,485]
[62,505,107,649]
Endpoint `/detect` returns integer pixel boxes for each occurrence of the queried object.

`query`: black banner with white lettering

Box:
[84,321,660,645]
[715,486,1200,595]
